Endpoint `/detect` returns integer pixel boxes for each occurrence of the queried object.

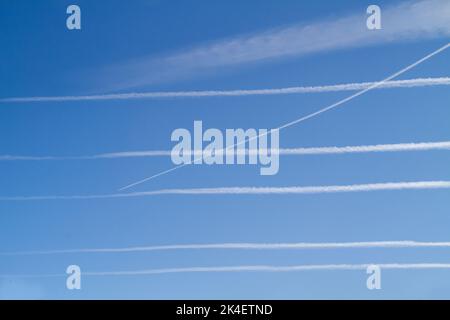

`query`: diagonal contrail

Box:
[1,78,449,103]
[119,43,450,191]
[3,240,450,256]
[0,181,449,201]
[1,141,450,161]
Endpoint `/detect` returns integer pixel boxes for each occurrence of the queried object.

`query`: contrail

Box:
[119,42,450,191]
[1,78,449,103]
[2,141,450,161]
[3,241,450,256]
[3,263,450,278]
[80,264,450,276]
[0,181,449,201]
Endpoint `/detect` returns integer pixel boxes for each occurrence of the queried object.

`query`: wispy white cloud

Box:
[102,0,450,88]
[4,263,450,278]
[1,141,450,161]
[0,181,449,201]
[81,264,450,276]
[1,77,449,102]
[4,241,450,256]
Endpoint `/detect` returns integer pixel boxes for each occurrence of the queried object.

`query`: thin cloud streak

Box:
[1,77,449,103]
[1,141,449,161]
[4,263,450,278]
[0,181,449,201]
[82,264,450,276]
[103,0,450,88]
[4,241,450,256]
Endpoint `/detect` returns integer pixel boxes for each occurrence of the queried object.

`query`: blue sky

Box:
[0,0,450,299]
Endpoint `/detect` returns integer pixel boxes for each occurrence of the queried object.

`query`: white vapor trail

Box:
[1,78,449,103]
[3,241,450,256]
[0,181,448,201]
[3,263,450,278]
[81,264,450,276]
[2,141,449,161]
[119,42,450,190]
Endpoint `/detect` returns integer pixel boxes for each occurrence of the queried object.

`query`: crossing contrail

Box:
[1,141,449,161]
[0,181,449,201]
[3,263,450,278]
[1,78,449,103]
[119,43,450,191]
[3,240,450,256]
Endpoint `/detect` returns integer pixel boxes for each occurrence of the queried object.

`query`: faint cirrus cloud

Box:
[97,0,450,90]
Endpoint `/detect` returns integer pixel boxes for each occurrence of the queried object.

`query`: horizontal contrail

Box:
[82,263,450,276]
[0,181,449,201]
[3,241,450,256]
[1,141,450,161]
[1,78,449,103]
[3,263,450,278]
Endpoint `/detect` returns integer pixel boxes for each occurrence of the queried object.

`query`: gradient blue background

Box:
[0,0,449,299]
